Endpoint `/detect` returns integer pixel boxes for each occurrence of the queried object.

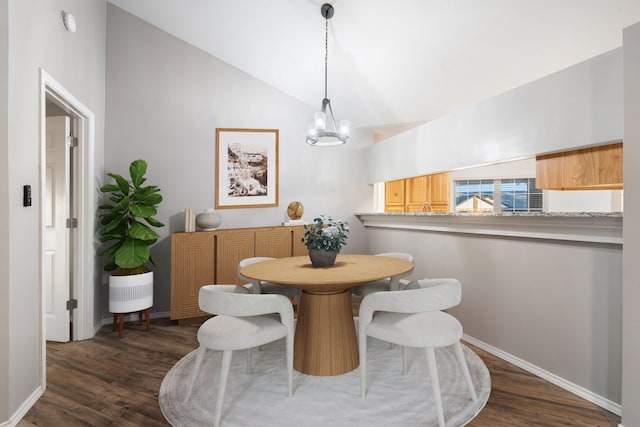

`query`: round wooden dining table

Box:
[239,254,414,376]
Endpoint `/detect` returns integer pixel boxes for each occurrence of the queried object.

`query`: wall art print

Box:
[215,128,279,209]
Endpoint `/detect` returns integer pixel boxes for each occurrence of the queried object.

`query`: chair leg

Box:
[454,341,478,402]
[359,335,368,398]
[426,348,445,427]
[184,346,206,402]
[144,308,151,331]
[402,346,408,374]
[286,332,293,397]
[214,350,233,427]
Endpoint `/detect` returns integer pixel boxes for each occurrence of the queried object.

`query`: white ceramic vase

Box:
[196,208,222,231]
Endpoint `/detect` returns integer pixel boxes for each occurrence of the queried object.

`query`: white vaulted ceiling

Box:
[107,0,640,140]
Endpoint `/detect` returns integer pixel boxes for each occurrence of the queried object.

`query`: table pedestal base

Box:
[294,289,359,376]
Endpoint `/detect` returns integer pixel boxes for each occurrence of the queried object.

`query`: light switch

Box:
[23,185,31,207]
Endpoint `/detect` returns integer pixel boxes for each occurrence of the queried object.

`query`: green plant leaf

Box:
[99,241,122,259]
[130,204,157,218]
[104,262,118,272]
[114,238,150,269]
[129,160,147,187]
[108,173,128,195]
[100,211,122,226]
[98,203,116,211]
[139,193,163,205]
[145,217,165,228]
[100,221,125,235]
[129,220,159,241]
[111,194,130,212]
[100,183,121,193]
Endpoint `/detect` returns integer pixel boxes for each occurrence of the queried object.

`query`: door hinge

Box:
[66,218,78,228]
[66,299,78,310]
[66,135,78,148]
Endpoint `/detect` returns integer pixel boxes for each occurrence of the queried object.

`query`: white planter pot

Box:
[109,270,154,313]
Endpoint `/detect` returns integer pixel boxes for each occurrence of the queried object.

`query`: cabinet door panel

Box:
[256,227,293,258]
[217,229,255,284]
[563,147,597,188]
[292,226,309,257]
[170,232,215,319]
[535,154,563,189]
[595,143,623,186]
[385,179,405,212]
[405,175,428,205]
[430,172,450,204]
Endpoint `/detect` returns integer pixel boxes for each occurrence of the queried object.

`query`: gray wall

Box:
[366,228,622,404]
[368,48,623,183]
[622,21,640,427]
[2,0,106,421]
[104,5,373,317]
[0,0,8,421]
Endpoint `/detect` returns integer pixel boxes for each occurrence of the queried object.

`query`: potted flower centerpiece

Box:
[302,215,349,267]
[98,159,164,324]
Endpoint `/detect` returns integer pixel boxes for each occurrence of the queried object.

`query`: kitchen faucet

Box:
[420,201,433,213]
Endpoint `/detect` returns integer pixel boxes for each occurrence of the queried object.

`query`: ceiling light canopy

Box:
[306,3,350,147]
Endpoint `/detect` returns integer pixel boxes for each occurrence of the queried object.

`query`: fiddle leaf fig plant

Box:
[98,159,164,275]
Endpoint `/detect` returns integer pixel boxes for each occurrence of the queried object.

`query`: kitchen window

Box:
[455,178,542,213]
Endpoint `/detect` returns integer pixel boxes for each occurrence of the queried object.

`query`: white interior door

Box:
[45,116,70,342]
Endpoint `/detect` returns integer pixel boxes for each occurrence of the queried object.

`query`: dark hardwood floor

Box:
[19,316,620,427]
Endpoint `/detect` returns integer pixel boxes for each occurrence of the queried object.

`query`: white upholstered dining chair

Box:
[358,278,477,427]
[351,252,414,297]
[183,285,294,427]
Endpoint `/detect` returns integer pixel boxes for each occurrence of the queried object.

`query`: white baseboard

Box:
[7,386,43,427]
[463,334,622,416]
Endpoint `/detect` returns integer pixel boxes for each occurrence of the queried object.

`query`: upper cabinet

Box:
[385,172,451,213]
[405,175,428,212]
[429,172,451,212]
[385,179,406,212]
[536,143,623,190]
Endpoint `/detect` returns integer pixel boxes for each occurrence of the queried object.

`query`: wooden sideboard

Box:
[170,225,307,321]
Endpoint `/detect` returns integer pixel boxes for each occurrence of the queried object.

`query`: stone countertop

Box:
[355,211,622,218]
[354,212,622,244]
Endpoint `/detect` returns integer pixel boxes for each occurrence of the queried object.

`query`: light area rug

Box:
[160,337,491,427]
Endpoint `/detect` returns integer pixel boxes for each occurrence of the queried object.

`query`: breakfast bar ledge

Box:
[355,212,622,245]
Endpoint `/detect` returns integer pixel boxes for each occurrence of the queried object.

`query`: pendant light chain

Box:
[324,18,329,100]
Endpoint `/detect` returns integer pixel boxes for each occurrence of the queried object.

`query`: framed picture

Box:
[215,128,279,209]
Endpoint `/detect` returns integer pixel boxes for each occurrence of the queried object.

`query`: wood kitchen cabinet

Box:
[385,179,405,212]
[536,142,623,190]
[405,175,428,212]
[427,172,451,213]
[385,172,451,213]
[170,225,306,321]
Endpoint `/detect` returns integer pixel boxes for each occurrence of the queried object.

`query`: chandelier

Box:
[305,3,350,147]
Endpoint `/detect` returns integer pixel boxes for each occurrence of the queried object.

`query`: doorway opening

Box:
[40,69,96,388]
